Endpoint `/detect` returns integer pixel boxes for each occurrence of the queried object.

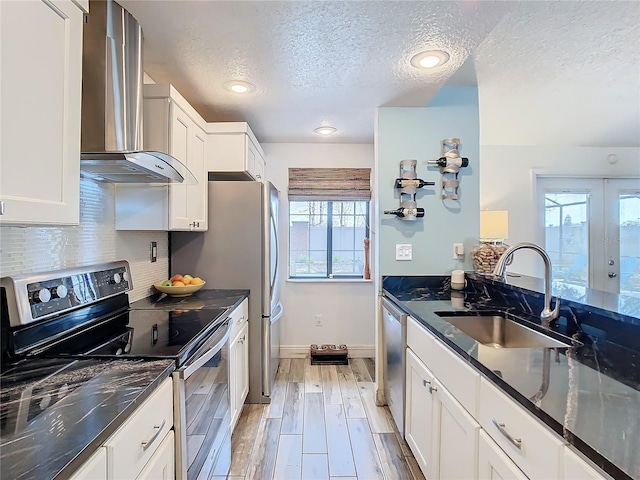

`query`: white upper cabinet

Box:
[0,0,86,225]
[115,85,208,231]
[206,122,266,181]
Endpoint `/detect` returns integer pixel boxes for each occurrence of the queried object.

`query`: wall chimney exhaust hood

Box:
[80,0,195,184]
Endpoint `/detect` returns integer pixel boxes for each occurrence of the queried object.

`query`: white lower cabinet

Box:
[69,448,107,480]
[405,348,437,477]
[71,377,174,480]
[434,377,480,479]
[136,430,175,480]
[405,348,479,480]
[478,430,528,480]
[403,314,612,480]
[230,320,249,430]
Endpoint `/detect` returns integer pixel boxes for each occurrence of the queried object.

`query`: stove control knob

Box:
[51,285,68,299]
[112,273,122,284]
[33,288,51,304]
[123,271,130,282]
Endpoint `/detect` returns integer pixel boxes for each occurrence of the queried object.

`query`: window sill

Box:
[287,277,373,283]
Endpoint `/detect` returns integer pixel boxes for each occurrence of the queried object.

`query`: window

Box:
[290,200,370,278]
[288,168,371,279]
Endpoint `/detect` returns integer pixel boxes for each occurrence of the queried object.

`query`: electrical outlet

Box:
[150,241,158,262]
[396,244,412,261]
[315,314,323,327]
[453,242,464,259]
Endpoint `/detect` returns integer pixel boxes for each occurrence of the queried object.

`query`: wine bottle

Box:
[383,207,425,218]
[394,178,435,189]
[428,156,469,168]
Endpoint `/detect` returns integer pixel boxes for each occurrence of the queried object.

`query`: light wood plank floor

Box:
[217,358,425,480]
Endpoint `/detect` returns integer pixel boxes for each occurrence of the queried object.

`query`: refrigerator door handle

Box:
[262,315,271,396]
[271,301,284,323]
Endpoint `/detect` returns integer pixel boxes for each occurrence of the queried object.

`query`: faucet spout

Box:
[492,242,560,328]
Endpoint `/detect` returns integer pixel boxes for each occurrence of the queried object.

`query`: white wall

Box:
[0,179,169,302]
[479,98,640,277]
[263,143,376,356]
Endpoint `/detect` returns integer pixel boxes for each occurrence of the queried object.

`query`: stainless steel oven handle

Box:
[180,319,231,379]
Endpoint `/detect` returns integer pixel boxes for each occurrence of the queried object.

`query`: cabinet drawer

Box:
[104,378,174,479]
[230,298,249,340]
[479,377,563,479]
[407,316,436,367]
[564,446,610,480]
[429,338,479,417]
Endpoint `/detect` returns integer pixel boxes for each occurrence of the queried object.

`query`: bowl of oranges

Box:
[153,274,206,297]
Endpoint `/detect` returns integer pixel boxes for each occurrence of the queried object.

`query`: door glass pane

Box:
[544,192,589,287]
[619,192,640,296]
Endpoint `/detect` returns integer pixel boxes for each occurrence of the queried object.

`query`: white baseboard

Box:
[280,345,375,359]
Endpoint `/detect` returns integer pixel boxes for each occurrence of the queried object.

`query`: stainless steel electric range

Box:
[1,261,234,480]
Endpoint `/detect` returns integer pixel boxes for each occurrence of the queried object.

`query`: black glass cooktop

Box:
[41,307,228,366]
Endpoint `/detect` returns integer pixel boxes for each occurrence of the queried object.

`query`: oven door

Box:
[173,318,231,480]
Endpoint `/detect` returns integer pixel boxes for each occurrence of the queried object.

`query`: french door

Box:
[538,177,640,295]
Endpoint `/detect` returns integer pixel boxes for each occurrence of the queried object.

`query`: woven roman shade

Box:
[288,168,371,201]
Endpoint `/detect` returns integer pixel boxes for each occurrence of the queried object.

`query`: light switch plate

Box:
[396,244,412,261]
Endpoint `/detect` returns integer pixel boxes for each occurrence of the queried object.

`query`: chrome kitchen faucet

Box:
[492,242,561,328]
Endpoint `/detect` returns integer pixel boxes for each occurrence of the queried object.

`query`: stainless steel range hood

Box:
[80,0,195,184]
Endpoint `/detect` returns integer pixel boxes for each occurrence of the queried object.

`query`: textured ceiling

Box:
[118,0,639,146]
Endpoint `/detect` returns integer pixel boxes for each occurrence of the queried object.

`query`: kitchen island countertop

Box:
[383,274,640,480]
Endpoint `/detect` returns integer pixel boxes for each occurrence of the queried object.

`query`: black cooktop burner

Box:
[41,307,228,365]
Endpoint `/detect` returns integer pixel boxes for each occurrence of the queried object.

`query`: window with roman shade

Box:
[288,168,371,279]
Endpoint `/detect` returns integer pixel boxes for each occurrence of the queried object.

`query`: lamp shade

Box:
[480,210,509,240]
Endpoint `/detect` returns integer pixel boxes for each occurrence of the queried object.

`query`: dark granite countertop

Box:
[383,274,640,480]
[0,357,174,480]
[0,289,249,480]
[129,288,249,311]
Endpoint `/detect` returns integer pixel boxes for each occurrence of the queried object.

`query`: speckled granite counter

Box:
[0,357,174,480]
[383,274,640,480]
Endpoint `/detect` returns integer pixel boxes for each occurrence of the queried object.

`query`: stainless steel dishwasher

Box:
[382,296,408,437]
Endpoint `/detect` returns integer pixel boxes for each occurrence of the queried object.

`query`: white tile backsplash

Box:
[0,179,168,301]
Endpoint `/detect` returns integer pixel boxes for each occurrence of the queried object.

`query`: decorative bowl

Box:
[153,281,206,297]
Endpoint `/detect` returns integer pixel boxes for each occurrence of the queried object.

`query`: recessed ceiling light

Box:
[314,126,337,136]
[224,81,255,94]
[410,50,450,69]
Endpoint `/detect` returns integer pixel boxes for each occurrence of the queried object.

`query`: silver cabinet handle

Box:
[492,419,522,449]
[0,201,4,215]
[238,335,246,344]
[141,419,166,451]
[608,272,617,278]
[422,379,437,394]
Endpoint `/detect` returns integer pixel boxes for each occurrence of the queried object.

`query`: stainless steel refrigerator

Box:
[171,181,282,403]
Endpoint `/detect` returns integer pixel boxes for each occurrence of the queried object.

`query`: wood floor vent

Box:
[310,344,349,365]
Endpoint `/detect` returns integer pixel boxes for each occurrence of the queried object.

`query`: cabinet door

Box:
[0,0,82,225]
[564,447,610,480]
[168,103,191,230]
[136,430,175,480]
[405,348,436,478]
[246,137,264,181]
[238,322,249,408]
[69,448,107,480]
[230,322,249,430]
[434,378,480,479]
[478,430,527,480]
[189,125,208,230]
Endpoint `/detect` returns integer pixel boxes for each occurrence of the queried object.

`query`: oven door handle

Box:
[180,319,231,379]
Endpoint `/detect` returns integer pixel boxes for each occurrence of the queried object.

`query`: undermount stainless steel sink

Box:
[435,312,572,349]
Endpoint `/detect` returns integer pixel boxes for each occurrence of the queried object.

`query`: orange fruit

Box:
[182,277,191,285]
[172,280,186,287]
[191,277,204,285]
[170,274,184,282]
